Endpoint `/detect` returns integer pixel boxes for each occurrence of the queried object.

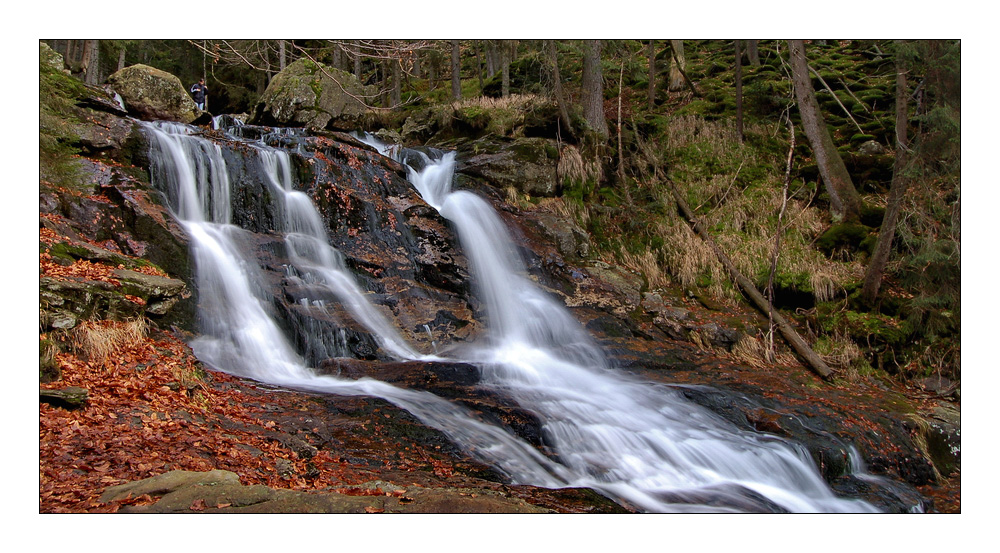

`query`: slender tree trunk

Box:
[746,40,760,67]
[500,41,511,97]
[668,40,686,91]
[353,41,363,80]
[735,40,744,142]
[647,40,657,110]
[582,39,608,139]
[117,46,126,72]
[617,59,626,180]
[766,118,796,360]
[392,59,402,106]
[381,60,390,107]
[67,40,80,70]
[485,41,497,78]
[82,40,100,85]
[476,41,483,91]
[861,42,911,304]
[544,40,574,141]
[788,40,862,223]
[332,44,342,71]
[451,40,461,101]
[279,40,286,71]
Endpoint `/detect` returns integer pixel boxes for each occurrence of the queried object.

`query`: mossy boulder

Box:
[816,223,874,256]
[107,64,200,124]
[251,59,372,131]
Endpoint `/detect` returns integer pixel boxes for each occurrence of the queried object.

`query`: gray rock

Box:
[457,137,561,197]
[99,469,551,513]
[108,64,200,124]
[252,59,372,131]
[533,212,590,259]
[858,140,886,155]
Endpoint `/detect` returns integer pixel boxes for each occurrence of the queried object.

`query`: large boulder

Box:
[454,136,561,197]
[108,64,200,124]
[40,41,69,73]
[251,59,372,131]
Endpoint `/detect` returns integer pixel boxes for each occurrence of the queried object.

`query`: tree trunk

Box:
[475,41,483,91]
[787,40,862,223]
[353,41,363,80]
[279,40,286,71]
[668,40,686,91]
[617,59,625,181]
[117,46,126,72]
[380,60,390,107]
[647,40,656,110]
[544,40,574,141]
[581,39,608,139]
[67,40,80,70]
[746,40,760,67]
[332,43,342,71]
[861,42,911,304]
[485,41,497,78]
[500,41,510,97]
[82,40,100,85]
[735,40,744,142]
[392,59,402,106]
[451,40,461,101]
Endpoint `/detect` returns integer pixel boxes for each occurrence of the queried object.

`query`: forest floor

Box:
[39,319,960,513]
[39,326,625,513]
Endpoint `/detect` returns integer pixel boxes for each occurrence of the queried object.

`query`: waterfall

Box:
[144,121,881,513]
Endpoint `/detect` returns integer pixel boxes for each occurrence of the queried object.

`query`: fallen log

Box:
[667,182,834,380]
[40,386,89,408]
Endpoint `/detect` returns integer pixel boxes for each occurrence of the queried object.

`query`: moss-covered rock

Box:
[108,64,200,124]
[816,223,874,256]
[251,59,373,131]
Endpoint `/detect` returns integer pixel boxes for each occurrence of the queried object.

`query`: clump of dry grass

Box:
[72,318,148,366]
[451,93,543,111]
[655,215,728,296]
[730,333,798,368]
[557,144,603,190]
[537,196,592,232]
[620,248,668,289]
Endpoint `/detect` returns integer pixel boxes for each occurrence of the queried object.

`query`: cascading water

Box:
[144,120,881,512]
[385,139,882,513]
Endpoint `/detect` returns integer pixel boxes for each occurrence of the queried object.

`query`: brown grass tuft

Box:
[72,318,148,366]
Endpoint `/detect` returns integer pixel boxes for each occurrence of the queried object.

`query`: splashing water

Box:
[144,121,879,512]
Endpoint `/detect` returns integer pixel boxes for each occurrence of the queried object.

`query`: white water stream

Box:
[144,121,878,512]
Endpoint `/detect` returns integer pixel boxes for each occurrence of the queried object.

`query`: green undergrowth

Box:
[539,40,959,383]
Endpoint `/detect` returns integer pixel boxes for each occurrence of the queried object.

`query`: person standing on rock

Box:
[190,78,207,111]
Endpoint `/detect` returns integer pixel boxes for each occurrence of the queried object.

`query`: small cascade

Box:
[144,121,884,513]
[366,134,880,513]
[423,324,439,354]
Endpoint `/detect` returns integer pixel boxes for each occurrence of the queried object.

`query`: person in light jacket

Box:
[190,78,208,110]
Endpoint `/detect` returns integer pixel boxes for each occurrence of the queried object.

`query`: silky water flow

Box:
[143,121,882,512]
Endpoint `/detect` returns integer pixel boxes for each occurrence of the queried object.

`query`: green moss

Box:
[816,223,873,255]
[39,49,88,189]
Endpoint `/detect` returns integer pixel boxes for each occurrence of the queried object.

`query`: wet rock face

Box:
[108,64,200,124]
[181,131,481,358]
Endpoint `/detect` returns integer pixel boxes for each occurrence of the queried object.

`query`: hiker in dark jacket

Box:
[190,78,207,110]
